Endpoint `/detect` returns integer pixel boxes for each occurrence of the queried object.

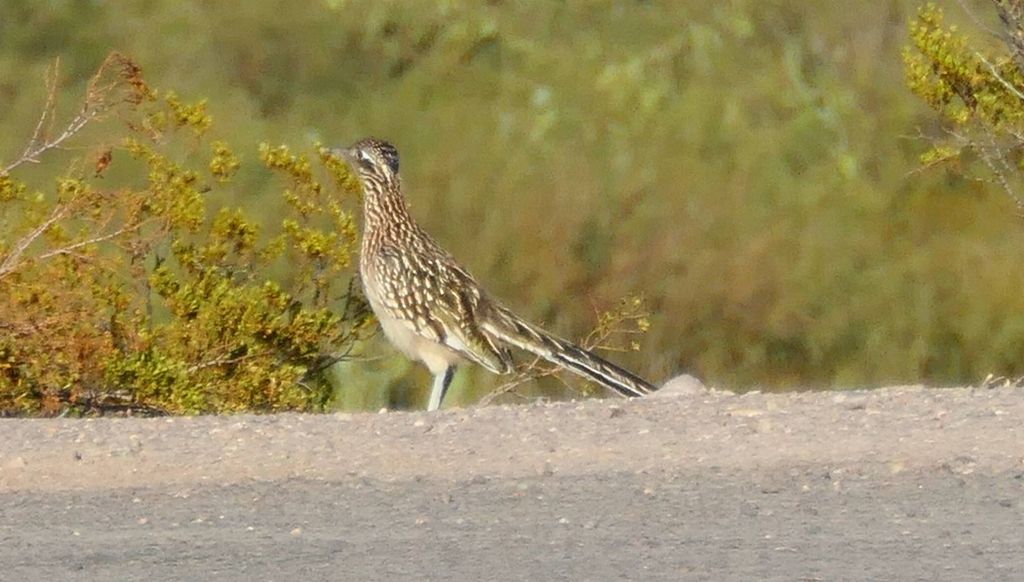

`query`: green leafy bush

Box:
[904,2,1024,208]
[0,54,371,415]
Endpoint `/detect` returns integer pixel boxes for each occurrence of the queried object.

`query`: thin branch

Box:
[978,53,1024,101]
[35,226,135,261]
[0,203,70,279]
[978,131,1024,214]
[479,354,557,406]
[958,0,1006,39]
[993,0,1024,71]
[185,354,256,375]
[14,58,61,167]
[2,55,126,176]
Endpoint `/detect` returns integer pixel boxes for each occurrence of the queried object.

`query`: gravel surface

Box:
[1,385,1022,581]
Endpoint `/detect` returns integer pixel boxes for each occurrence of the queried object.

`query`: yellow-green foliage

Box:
[6,1,1024,402]
[0,55,370,415]
[905,3,1024,152]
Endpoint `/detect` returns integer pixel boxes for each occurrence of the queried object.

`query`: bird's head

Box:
[334,138,400,194]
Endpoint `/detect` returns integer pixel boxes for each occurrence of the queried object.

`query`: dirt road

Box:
[1,386,1022,581]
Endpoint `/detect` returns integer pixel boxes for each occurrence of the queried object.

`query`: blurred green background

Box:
[3,0,1023,407]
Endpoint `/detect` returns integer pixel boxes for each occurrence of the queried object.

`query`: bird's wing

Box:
[371,244,512,374]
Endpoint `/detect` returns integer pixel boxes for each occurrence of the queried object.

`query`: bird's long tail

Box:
[479,306,656,398]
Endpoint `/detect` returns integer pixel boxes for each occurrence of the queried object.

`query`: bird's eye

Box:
[355,149,376,170]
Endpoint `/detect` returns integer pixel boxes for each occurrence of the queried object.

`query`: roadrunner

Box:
[337,138,657,410]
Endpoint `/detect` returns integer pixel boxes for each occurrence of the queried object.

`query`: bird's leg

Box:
[427,365,456,411]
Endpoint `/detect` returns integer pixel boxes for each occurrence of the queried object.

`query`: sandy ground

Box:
[0,385,1022,580]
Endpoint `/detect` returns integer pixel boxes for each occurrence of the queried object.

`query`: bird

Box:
[335,138,658,410]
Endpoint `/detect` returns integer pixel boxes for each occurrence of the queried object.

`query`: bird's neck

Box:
[362,178,414,234]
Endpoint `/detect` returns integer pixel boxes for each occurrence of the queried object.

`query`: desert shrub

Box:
[904,2,1024,209]
[0,54,371,415]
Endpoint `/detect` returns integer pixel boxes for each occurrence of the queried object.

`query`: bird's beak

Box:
[332,147,356,165]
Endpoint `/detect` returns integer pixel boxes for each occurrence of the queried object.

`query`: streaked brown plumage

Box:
[336,138,656,410]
